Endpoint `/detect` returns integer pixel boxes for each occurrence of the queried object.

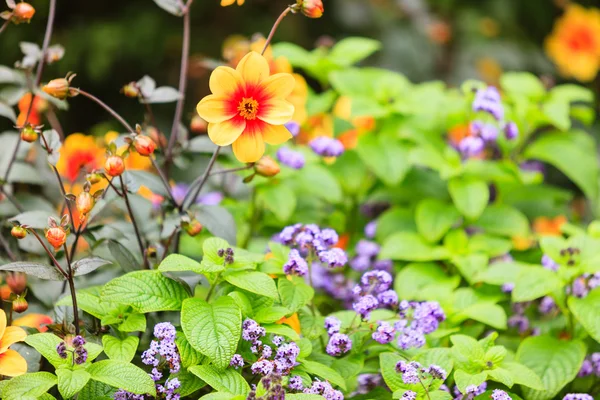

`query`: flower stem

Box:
[210,165,253,176]
[261,6,292,55]
[25,228,68,278]
[182,146,221,209]
[418,377,432,400]
[0,19,10,36]
[119,176,148,269]
[165,3,192,163]
[63,243,80,335]
[0,187,24,213]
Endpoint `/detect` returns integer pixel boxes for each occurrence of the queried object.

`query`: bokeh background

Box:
[0,0,598,135]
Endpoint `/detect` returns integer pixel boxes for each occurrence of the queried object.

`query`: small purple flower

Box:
[242,319,266,342]
[458,136,485,157]
[278,223,302,244]
[309,137,345,157]
[377,290,399,307]
[373,259,393,271]
[72,335,86,347]
[541,254,559,271]
[326,333,352,356]
[303,380,344,400]
[504,122,518,140]
[491,390,512,400]
[502,282,515,293]
[283,249,309,276]
[372,321,395,344]
[198,191,224,205]
[480,123,498,142]
[318,248,348,268]
[272,335,284,346]
[251,359,274,375]
[508,315,529,333]
[324,316,342,336]
[360,270,392,293]
[578,359,593,377]
[154,322,176,341]
[563,394,593,400]
[285,121,301,137]
[350,255,371,271]
[288,375,304,391]
[277,146,305,169]
[262,345,273,359]
[74,346,88,365]
[319,229,339,246]
[402,391,417,400]
[355,240,380,258]
[56,342,67,359]
[353,294,379,319]
[427,364,447,380]
[538,296,556,314]
[472,86,504,120]
[365,221,377,239]
[150,367,162,382]
[520,160,545,174]
[396,361,421,384]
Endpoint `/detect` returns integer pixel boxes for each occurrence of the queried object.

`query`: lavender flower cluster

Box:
[452,382,487,400]
[302,379,344,400]
[247,373,285,400]
[56,335,88,365]
[323,316,352,357]
[563,395,593,400]
[238,319,300,376]
[456,86,518,159]
[349,239,392,272]
[279,224,347,274]
[578,353,600,377]
[395,360,447,385]
[352,270,397,319]
[309,136,345,157]
[567,273,600,298]
[277,146,305,169]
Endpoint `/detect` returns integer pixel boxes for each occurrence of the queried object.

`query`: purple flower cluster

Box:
[277,146,305,169]
[285,121,300,137]
[278,224,347,269]
[578,353,600,377]
[472,86,503,120]
[453,382,487,400]
[309,136,345,157]
[508,302,530,334]
[355,374,382,395]
[402,391,417,400]
[491,389,512,400]
[288,375,304,391]
[156,378,180,400]
[563,394,593,400]
[242,319,300,376]
[349,239,392,272]
[541,254,559,271]
[394,301,446,349]
[538,296,557,314]
[283,249,309,277]
[303,379,344,400]
[352,270,397,319]
[230,354,244,369]
[326,332,352,357]
[395,361,447,385]
[567,273,600,298]
[56,335,87,365]
[372,321,395,344]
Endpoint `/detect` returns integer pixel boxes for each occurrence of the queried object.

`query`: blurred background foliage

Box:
[0,0,598,135]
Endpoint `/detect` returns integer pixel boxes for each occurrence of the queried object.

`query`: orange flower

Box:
[545,4,600,82]
[221,0,244,6]
[16,93,46,127]
[297,113,333,145]
[277,312,301,334]
[333,96,376,150]
[196,52,295,163]
[103,131,152,171]
[533,215,567,236]
[12,313,53,333]
[0,309,27,376]
[56,133,104,182]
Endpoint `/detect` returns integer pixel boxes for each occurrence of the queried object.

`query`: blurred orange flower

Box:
[545,4,600,82]
[221,0,244,6]
[104,131,152,171]
[16,93,47,127]
[533,215,567,236]
[56,133,104,182]
[12,313,53,333]
[333,96,376,150]
[297,113,334,145]
[0,309,27,376]
[277,312,301,334]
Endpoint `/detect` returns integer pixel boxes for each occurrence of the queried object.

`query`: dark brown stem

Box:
[25,228,68,278]
[69,224,82,260]
[210,165,253,176]
[0,187,24,213]
[0,229,17,261]
[150,157,179,210]
[182,147,221,208]
[261,6,292,55]
[76,89,135,133]
[0,19,10,36]
[3,0,57,180]
[63,243,80,335]
[165,6,192,163]
[119,175,148,269]
[161,228,179,262]
[107,179,124,197]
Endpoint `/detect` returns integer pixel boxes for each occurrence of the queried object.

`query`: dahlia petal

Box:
[236,52,270,86]
[232,128,265,163]
[260,73,296,99]
[262,124,293,145]
[0,310,6,339]
[0,327,26,353]
[209,66,244,96]
[196,95,236,123]
[258,98,295,125]
[12,313,53,332]
[0,349,27,377]
[208,119,246,146]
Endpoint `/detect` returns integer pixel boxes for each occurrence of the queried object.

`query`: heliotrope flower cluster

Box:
[491,389,512,400]
[349,239,392,272]
[324,317,352,357]
[508,302,530,334]
[354,374,383,395]
[453,382,487,400]
[247,373,285,400]
[276,146,305,169]
[240,319,300,376]
[309,136,344,157]
[394,301,446,349]
[563,394,594,400]
[567,273,600,298]
[541,254,560,271]
[56,335,87,365]
[578,353,600,377]
[302,379,344,400]
[395,361,447,385]
[352,270,397,319]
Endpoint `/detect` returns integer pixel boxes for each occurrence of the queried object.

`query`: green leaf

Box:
[228,291,253,317]
[500,72,546,100]
[415,199,460,242]
[77,380,114,400]
[455,302,507,330]
[487,367,514,388]
[176,336,205,368]
[0,261,64,280]
[512,267,562,302]
[517,335,586,400]
[501,362,545,390]
[108,240,140,272]
[175,369,206,397]
[568,288,600,342]
[87,360,156,396]
[25,333,68,368]
[200,237,262,271]
[454,370,487,393]
[328,37,381,66]
[189,365,250,396]
[195,205,238,245]
[56,286,116,319]
[102,335,139,362]
[57,368,91,399]
[380,232,450,261]
[394,263,459,301]
[356,135,411,186]
[298,359,346,390]
[102,271,189,313]
[159,254,223,274]
[452,254,489,284]
[254,306,290,324]
[451,335,485,365]
[181,296,241,370]
[524,130,598,200]
[224,271,278,299]
[474,204,530,237]
[278,278,314,313]
[298,165,342,204]
[448,178,489,220]
[258,184,296,222]
[263,324,301,341]
[2,372,57,400]
[380,352,408,392]
[118,313,146,332]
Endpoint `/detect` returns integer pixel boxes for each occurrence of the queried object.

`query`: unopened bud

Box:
[298,0,323,18]
[76,191,94,219]
[86,172,103,184]
[12,297,28,313]
[42,78,70,100]
[183,219,203,236]
[45,226,67,249]
[133,135,156,156]
[121,83,140,98]
[0,286,11,301]
[6,273,27,295]
[12,2,35,23]
[10,226,27,239]
[104,155,125,177]
[190,115,207,133]
[255,156,280,177]
[20,125,38,143]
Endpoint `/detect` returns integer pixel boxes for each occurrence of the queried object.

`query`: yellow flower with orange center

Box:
[545,4,600,82]
[196,52,295,163]
[56,133,104,182]
[0,309,27,376]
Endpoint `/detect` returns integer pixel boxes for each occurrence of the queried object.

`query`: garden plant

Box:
[0,0,599,399]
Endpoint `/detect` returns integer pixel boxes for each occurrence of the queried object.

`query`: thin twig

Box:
[44,107,64,139]
[63,243,80,335]
[165,5,192,162]
[182,146,221,208]
[261,6,292,55]
[0,19,10,36]
[0,187,24,213]
[161,228,179,262]
[0,229,17,261]
[119,176,148,269]
[210,165,253,176]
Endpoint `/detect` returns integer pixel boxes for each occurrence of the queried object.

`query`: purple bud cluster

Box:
[393,301,446,349]
[55,335,87,364]
[249,373,286,400]
[355,374,382,394]
[278,224,347,270]
[395,361,447,385]
[541,254,560,271]
[538,296,557,315]
[508,302,530,334]
[309,136,345,157]
[349,239,392,272]
[563,394,593,400]
[288,375,304,391]
[453,382,487,400]
[578,353,600,377]
[567,273,600,298]
[352,270,397,319]
[285,121,300,137]
[326,332,352,357]
[402,391,417,400]
[242,319,300,376]
[277,146,305,169]
[303,379,344,400]
[230,354,244,369]
[491,389,512,400]
[283,249,309,276]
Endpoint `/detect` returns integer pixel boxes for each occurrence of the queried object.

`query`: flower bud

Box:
[255,156,280,177]
[12,297,28,313]
[76,191,94,218]
[299,0,323,18]
[133,135,156,157]
[12,2,35,23]
[0,286,11,301]
[10,226,27,239]
[183,219,203,236]
[104,155,125,177]
[121,83,139,98]
[86,172,103,184]
[20,125,38,143]
[190,115,207,133]
[6,273,27,295]
[46,226,67,249]
[42,78,70,100]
